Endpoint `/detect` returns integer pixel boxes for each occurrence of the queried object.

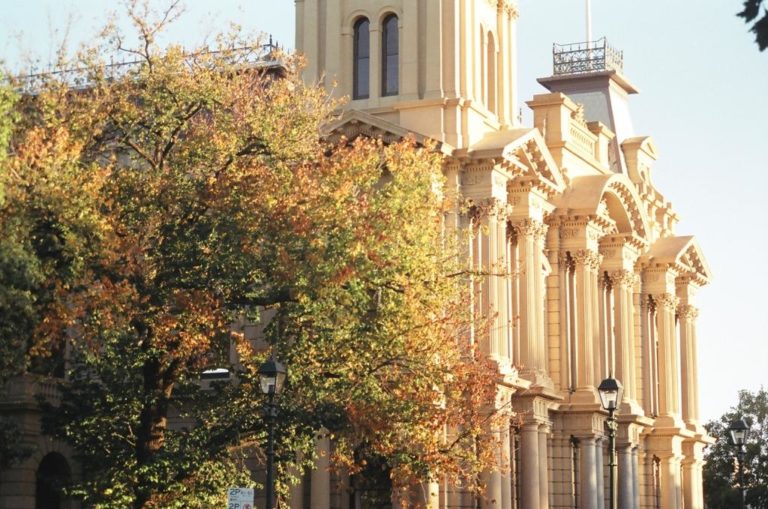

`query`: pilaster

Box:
[511,218,550,386]
[310,430,331,509]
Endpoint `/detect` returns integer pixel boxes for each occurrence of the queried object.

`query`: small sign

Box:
[227,487,254,509]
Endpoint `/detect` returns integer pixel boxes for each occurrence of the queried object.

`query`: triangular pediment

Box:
[467,128,566,194]
[322,110,453,154]
[647,236,712,285]
[622,136,658,160]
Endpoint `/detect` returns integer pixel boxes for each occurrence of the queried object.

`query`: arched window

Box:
[353,18,370,100]
[487,32,497,114]
[36,453,71,509]
[381,14,399,96]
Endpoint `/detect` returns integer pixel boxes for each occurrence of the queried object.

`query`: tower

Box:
[295,0,521,149]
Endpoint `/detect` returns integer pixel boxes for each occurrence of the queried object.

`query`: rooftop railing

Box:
[13,38,283,93]
[552,37,624,76]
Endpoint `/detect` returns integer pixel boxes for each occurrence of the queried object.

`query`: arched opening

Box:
[487,32,497,115]
[353,17,371,100]
[381,14,399,96]
[349,446,393,509]
[36,452,71,509]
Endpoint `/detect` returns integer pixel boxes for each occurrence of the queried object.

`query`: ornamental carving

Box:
[641,295,655,311]
[487,0,520,18]
[572,249,602,271]
[654,293,679,311]
[558,251,576,270]
[466,198,510,220]
[677,304,699,320]
[609,269,639,288]
[512,218,548,240]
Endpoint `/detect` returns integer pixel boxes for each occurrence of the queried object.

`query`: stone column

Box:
[617,445,634,509]
[678,304,700,430]
[658,453,683,509]
[572,250,602,394]
[414,480,441,509]
[310,431,331,509]
[579,437,599,509]
[470,200,508,360]
[520,424,541,509]
[610,270,639,403]
[501,425,513,509]
[513,219,548,377]
[595,438,605,509]
[682,442,705,509]
[538,426,550,509]
[632,448,640,509]
[655,293,681,424]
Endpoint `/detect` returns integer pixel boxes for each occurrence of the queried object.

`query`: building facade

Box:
[0,2,712,508]
[295,1,712,508]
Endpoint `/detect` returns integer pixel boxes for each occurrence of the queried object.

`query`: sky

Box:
[2,0,767,424]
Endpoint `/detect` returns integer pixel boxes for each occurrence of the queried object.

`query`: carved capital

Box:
[572,249,602,271]
[655,293,679,311]
[466,198,510,221]
[512,218,548,240]
[641,294,654,310]
[677,304,699,320]
[609,269,640,289]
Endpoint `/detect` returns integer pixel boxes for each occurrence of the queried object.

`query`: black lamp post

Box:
[728,418,749,509]
[258,357,287,509]
[598,376,623,509]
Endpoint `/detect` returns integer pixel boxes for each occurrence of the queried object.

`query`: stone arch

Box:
[374,5,403,25]
[556,174,650,242]
[600,175,650,241]
[36,452,71,509]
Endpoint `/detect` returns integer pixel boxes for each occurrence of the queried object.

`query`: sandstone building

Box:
[0,1,712,508]
[294,0,712,508]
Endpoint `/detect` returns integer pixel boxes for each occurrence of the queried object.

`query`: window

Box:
[381,14,399,96]
[353,18,370,99]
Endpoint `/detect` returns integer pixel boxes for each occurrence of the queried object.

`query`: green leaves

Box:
[704,388,768,508]
[3,5,498,506]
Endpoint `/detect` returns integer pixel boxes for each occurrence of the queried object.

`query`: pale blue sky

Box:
[2,0,766,423]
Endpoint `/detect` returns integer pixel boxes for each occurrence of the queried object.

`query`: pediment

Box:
[553,173,650,243]
[622,136,658,160]
[467,128,566,194]
[322,109,453,154]
[646,236,712,285]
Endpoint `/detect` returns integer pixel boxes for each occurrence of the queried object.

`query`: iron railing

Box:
[552,37,623,76]
[13,38,282,93]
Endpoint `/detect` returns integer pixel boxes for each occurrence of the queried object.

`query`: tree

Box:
[704,388,768,509]
[2,3,498,508]
[738,0,768,51]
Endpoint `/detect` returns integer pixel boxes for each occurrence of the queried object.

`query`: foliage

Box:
[703,388,768,509]
[738,0,768,50]
[2,3,499,507]
[0,73,38,469]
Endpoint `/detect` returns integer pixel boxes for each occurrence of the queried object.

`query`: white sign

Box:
[227,487,254,509]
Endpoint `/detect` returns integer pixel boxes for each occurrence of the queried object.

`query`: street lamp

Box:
[598,376,623,509]
[728,418,749,509]
[258,357,287,509]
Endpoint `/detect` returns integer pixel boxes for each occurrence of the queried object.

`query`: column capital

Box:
[677,304,699,320]
[466,197,511,221]
[608,269,640,289]
[511,217,548,240]
[655,292,680,311]
[572,248,602,271]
